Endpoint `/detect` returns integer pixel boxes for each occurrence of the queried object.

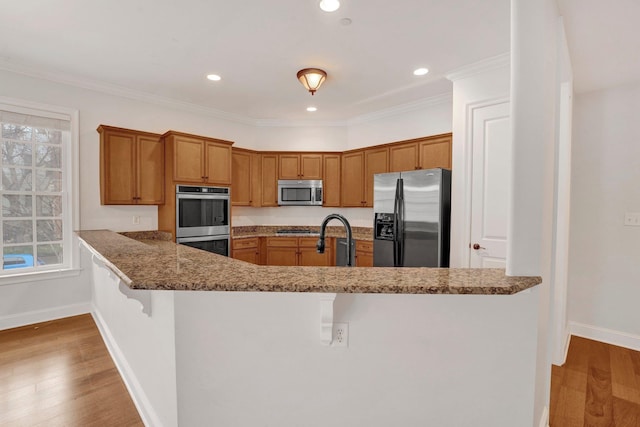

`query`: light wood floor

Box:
[550,335,640,426]
[0,314,143,426]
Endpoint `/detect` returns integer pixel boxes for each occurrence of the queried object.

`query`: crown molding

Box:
[0,60,255,126]
[445,52,510,82]
[347,92,452,126]
[0,59,452,128]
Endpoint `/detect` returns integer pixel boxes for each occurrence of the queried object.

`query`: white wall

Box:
[568,81,640,341]
[245,125,347,152]
[174,289,539,427]
[232,206,374,228]
[346,97,452,150]
[89,245,178,427]
[510,0,561,425]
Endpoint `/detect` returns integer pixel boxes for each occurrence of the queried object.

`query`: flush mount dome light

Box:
[413,68,429,76]
[307,106,318,112]
[319,0,340,12]
[206,74,221,81]
[297,68,327,96]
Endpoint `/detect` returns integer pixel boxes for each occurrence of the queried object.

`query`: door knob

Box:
[472,243,485,250]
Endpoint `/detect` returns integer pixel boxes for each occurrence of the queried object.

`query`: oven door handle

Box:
[176,194,229,200]
[176,235,230,243]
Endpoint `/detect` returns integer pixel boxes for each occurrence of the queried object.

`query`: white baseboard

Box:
[538,405,549,427]
[570,321,640,352]
[0,302,92,331]
[91,308,161,427]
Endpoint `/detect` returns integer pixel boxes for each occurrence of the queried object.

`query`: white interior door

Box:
[469,101,511,268]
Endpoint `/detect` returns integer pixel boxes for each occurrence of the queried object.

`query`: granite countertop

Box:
[232,225,373,240]
[78,230,541,295]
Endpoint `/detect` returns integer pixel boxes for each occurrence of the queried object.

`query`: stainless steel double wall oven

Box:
[175,185,230,256]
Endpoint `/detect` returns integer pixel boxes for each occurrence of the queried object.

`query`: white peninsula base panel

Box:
[85,245,540,427]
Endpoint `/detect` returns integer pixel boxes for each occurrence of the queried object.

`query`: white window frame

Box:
[0,96,80,284]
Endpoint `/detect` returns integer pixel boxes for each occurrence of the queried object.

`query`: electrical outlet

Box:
[624,212,640,227]
[132,215,140,225]
[332,323,348,347]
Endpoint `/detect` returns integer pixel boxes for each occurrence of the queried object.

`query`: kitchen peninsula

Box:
[79,230,542,427]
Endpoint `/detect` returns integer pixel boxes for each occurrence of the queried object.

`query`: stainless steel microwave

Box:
[277,180,323,206]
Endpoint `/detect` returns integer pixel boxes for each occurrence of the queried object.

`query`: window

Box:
[0,98,78,278]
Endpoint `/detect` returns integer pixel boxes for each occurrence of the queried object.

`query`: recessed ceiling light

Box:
[319,0,340,12]
[307,106,318,112]
[413,68,429,76]
[206,74,221,81]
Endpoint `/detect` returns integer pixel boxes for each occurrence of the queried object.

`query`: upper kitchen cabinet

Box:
[341,151,365,207]
[322,154,341,207]
[364,147,389,207]
[278,153,323,180]
[163,131,233,185]
[232,148,260,206]
[260,153,279,207]
[389,133,452,172]
[98,125,164,205]
[341,147,388,207]
[418,134,452,170]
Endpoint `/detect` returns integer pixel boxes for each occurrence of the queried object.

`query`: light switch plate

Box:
[624,212,640,226]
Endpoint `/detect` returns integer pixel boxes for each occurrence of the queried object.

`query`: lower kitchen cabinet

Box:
[355,240,373,267]
[232,238,261,264]
[265,236,333,266]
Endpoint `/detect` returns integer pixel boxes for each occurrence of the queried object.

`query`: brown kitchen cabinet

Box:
[322,154,341,207]
[278,153,323,180]
[232,237,261,264]
[340,151,365,207]
[355,240,374,267]
[265,236,333,266]
[389,134,452,172]
[164,131,233,185]
[364,147,389,207]
[98,125,164,205]
[341,147,388,207]
[261,154,279,207]
[232,148,260,206]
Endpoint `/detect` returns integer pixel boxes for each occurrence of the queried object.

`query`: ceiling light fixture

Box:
[206,74,221,81]
[319,0,340,12]
[297,68,327,96]
[413,68,429,76]
[307,106,318,112]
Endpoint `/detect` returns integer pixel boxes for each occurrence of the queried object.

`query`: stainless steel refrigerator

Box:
[373,168,451,267]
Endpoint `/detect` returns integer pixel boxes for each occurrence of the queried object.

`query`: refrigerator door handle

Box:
[392,179,399,267]
[397,178,405,266]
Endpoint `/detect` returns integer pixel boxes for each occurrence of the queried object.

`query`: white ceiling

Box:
[0,1,635,123]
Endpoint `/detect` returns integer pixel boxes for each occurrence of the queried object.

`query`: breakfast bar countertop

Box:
[77,230,542,295]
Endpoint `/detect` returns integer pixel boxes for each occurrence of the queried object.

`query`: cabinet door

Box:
[173,136,205,183]
[101,130,136,205]
[389,142,419,172]
[205,141,231,184]
[419,135,452,170]
[233,248,260,264]
[136,135,164,204]
[323,154,341,207]
[341,151,365,207]
[299,247,332,266]
[232,150,252,205]
[300,154,323,179]
[355,240,374,267]
[261,154,279,207]
[278,154,300,179]
[265,246,299,266]
[364,147,389,207]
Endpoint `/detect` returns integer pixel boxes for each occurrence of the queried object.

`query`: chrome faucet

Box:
[317,213,354,267]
